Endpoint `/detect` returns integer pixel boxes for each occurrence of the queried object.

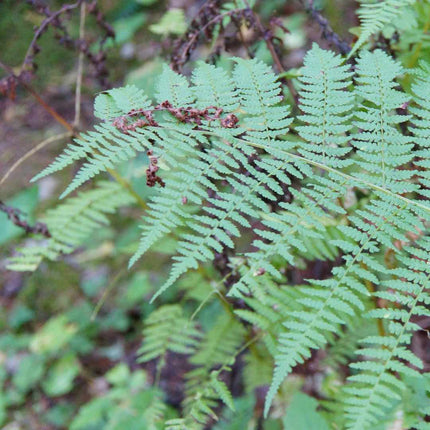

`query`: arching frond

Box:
[7,181,135,271]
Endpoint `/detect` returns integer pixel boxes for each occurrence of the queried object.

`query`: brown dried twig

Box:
[171,0,252,72]
[242,0,285,73]
[0,0,114,99]
[21,0,84,75]
[0,202,51,238]
[302,0,351,55]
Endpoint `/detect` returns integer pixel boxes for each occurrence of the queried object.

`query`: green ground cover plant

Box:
[1,0,430,429]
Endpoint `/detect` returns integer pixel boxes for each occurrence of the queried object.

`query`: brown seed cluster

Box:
[112,100,240,188]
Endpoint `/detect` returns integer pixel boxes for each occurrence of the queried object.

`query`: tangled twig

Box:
[171,0,254,72]
[0,0,114,98]
[0,202,51,238]
[302,0,351,55]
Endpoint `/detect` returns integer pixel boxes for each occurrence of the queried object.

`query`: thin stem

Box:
[107,168,148,210]
[21,1,83,72]
[91,268,127,320]
[0,60,76,134]
[0,132,71,187]
[74,2,86,128]
[361,262,386,337]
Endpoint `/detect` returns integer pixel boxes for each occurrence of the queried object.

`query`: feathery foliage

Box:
[138,304,201,367]
[7,181,135,271]
[19,41,430,429]
[350,0,415,56]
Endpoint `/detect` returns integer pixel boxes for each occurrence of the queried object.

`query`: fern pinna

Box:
[16,43,430,428]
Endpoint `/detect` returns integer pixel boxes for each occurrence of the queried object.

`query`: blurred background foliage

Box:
[1,0,430,429]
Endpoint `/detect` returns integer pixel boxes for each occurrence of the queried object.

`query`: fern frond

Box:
[150,59,293,300]
[263,189,422,416]
[343,239,430,429]
[210,371,235,412]
[232,57,291,144]
[156,64,195,107]
[296,44,353,168]
[138,304,201,365]
[242,344,274,394]
[230,45,354,297]
[352,50,415,191]
[350,0,415,57]
[141,390,167,430]
[94,85,152,120]
[31,71,197,198]
[7,181,135,271]
[32,121,157,198]
[192,61,239,111]
[165,418,192,430]
[187,314,245,377]
[228,174,349,298]
[178,366,237,429]
[32,85,151,188]
[235,281,308,355]
[26,41,430,429]
[410,60,430,197]
[129,63,240,267]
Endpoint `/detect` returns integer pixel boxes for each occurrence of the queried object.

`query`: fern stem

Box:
[236,137,430,215]
[107,168,148,210]
[197,267,235,317]
[190,271,236,322]
[91,267,127,320]
[195,268,264,365]
[360,262,386,337]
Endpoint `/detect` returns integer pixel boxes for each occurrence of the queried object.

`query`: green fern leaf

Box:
[94,85,151,120]
[7,181,135,271]
[138,304,201,363]
[210,371,235,411]
[350,0,415,57]
[343,241,430,429]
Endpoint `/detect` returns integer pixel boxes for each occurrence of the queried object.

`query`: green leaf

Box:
[149,8,187,35]
[30,315,77,355]
[210,372,235,411]
[0,392,6,426]
[42,353,80,397]
[12,354,45,393]
[113,13,146,45]
[105,363,131,386]
[283,392,330,430]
